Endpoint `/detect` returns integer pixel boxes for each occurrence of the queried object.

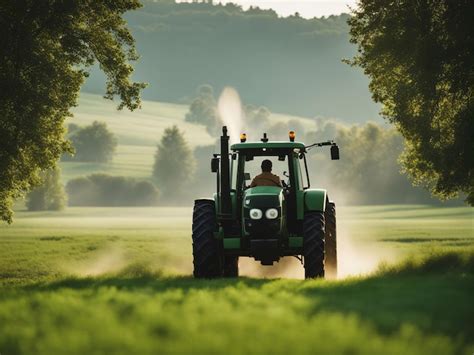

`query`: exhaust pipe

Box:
[220,126,232,218]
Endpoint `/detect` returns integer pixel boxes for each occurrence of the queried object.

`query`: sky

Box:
[218,0,357,18]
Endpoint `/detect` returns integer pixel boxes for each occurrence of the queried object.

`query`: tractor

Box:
[192,126,339,279]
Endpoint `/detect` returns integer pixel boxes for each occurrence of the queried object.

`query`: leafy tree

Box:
[348,0,474,204]
[26,167,66,211]
[0,1,146,222]
[65,121,118,163]
[153,126,195,198]
[185,84,219,134]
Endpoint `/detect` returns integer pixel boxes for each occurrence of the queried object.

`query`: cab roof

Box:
[231,141,306,150]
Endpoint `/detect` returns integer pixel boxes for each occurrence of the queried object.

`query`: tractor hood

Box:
[243,186,283,209]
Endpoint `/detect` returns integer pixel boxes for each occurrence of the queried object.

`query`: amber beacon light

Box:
[289,130,295,142]
[240,133,247,142]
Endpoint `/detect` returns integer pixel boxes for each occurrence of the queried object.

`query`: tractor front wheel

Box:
[192,200,222,278]
[303,212,325,279]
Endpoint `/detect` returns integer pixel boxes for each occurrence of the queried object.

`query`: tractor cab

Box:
[194,126,339,279]
[230,140,310,238]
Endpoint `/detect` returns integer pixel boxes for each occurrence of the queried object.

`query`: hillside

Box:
[82,0,381,123]
[63,93,315,182]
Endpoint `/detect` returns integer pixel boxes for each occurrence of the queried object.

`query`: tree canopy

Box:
[348,0,474,204]
[185,85,218,134]
[0,1,146,222]
[65,121,118,163]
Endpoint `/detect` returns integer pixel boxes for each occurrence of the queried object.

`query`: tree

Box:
[66,121,118,163]
[0,1,146,222]
[347,0,474,204]
[153,126,195,198]
[26,167,66,211]
[185,84,219,134]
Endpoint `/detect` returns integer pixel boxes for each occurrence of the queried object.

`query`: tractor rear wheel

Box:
[223,256,239,277]
[192,200,222,278]
[324,201,337,279]
[303,212,325,279]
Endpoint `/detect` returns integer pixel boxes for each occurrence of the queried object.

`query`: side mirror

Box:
[331,145,340,160]
[211,157,219,172]
[244,173,251,181]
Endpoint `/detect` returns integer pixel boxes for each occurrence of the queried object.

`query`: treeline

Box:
[27,118,458,209]
[82,0,379,122]
[66,174,159,207]
[26,85,461,209]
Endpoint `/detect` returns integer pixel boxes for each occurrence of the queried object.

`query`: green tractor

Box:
[192,126,339,279]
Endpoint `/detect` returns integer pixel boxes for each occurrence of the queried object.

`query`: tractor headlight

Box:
[265,208,278,219]
[249,209,263,220]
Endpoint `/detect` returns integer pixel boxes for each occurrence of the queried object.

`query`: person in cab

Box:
[250,159,282,188]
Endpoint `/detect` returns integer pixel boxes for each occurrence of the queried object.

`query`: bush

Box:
[66,174,159,206]
[26,167,66,211]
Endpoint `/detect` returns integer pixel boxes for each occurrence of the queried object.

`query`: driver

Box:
[250,159,282,188]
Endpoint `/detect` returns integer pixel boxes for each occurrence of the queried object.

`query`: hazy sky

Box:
[219,0,357,18]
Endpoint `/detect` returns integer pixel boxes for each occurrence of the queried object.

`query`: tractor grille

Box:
[244,219,280,238]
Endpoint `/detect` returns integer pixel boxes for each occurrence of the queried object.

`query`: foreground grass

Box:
[0,253,473,354]
[0,206,473,354]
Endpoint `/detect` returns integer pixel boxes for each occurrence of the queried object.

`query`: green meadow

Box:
[0,206,472,354]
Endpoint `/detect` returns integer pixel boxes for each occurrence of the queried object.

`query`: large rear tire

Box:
[324,201,337,279]
[303,212,325,279]
[223,256,239,277]
[192,200,222,278]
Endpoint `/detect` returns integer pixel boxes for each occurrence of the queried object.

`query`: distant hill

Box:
[82,0,381,123]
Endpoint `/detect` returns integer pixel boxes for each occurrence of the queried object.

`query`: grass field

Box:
[0,205,473,354]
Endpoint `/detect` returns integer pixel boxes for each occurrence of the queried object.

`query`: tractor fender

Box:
[303,189,327,213]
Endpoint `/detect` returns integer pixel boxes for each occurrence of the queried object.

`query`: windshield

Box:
[244,156,287,184]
